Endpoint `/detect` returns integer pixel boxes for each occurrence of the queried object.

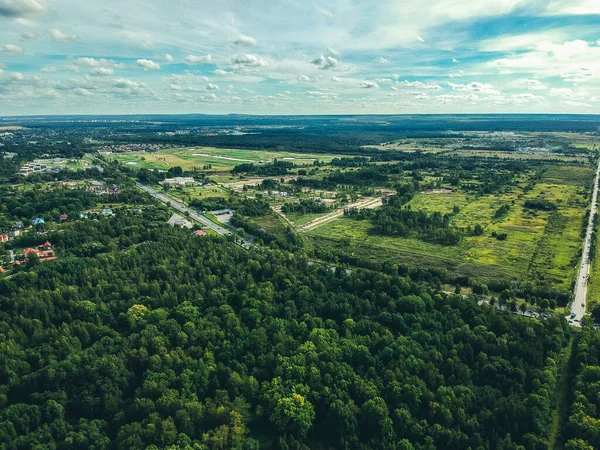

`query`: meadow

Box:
[306,164,592,291]
[108,146,346,173]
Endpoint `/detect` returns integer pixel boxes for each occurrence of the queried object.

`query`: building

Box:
[160,177,196,187]
[59,214,68,221]
[0,267,5,273]
[0,234,8,243]
[102,208,115,216]
[167,213,193,229]
[79,212,89,219]
[194,230,208,236]
[32,218,45,225]
[8,230,20,238]
[13,221,23,229]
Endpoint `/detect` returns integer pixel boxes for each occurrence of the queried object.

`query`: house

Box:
[13,221,24,229]
[59,214,68,221]
[194,230,208,236]
[79,212,89,219]
[8,230,20,238]
[13,260,20,266]
[39,250,54,258]
[0,267,5,273]
[101,208,114,216]
[0,234,8,243]
[160,177,196,187]
[32,218,45,225]
[167,213,193,229]
[24,248,40,257]
[39,241,52,250]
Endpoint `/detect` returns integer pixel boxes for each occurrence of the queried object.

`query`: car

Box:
[571,312,576,318]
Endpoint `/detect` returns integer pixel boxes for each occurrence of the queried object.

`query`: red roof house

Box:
[59,214,68,221]
[0,234,8,243]
[194,230,208,236]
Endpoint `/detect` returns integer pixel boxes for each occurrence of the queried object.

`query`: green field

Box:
[109,147,346,173]
[307,164,591,290]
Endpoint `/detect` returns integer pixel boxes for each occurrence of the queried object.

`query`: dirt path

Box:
[299,196,384,232]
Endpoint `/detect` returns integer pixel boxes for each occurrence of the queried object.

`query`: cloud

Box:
[90,67,114,76]
[40,66,56,73]
[398,80,441,89]
[374,57,390,64]
[3,44,23,54]
[74,87,92,96]
[185,54,212,65]
[234,35,257,46]
[164,54,173,62]
[311,55,338,70]
[521,79,548,90]
[316,6,334,17]
[331,76,341,82]
[298,75,311,81]
[448,81,499,94]
[549,87,573,98]
[230,53,267,67]
[206,83,219,90]
[417,36,425,43]
[136,59,161,71]
[0,0,47,18]
[360,81,379,89]
[49,28,77,44]
[22,30,37,40]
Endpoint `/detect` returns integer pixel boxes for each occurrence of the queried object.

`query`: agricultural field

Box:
[107,146,346,173]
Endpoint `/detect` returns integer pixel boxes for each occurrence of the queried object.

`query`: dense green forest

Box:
[0,217,571,449]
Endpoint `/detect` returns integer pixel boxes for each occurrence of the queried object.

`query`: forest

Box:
[0,216,571,450]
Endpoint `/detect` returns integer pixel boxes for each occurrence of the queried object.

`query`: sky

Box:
[0,0,599,115]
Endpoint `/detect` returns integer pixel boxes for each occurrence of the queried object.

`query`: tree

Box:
[271,394,315,439]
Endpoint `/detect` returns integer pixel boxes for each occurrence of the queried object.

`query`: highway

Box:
[135,182,254,243]
[568,159,600,325]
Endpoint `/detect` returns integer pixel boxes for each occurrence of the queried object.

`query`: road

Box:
[299,196,385,232]
[568,159,600,325]
[136,182,253,249]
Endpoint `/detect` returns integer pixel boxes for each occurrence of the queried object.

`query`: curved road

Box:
[568,159,600,326]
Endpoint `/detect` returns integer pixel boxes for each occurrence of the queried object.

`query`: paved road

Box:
[136,182,241,235]
[568,159,600,325]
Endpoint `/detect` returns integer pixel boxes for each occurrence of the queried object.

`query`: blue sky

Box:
[0,0,599,115]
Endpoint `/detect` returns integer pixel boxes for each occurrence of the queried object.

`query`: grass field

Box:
[109,147,347,172]
[307,164,591,290]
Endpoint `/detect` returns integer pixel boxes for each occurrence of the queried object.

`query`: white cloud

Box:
[40,66,56,73]
[549,87,573,98]
[22,30,37,40]
[316,6,334,17]
[136,59,161,71]
[3,44,23,54]
[74,57,119,68]
[234,35,257,46]
[74,87,92,96]
[230,53,267,67]
[390,86,398,91]
[185,54,212,65]
[0,0,47,18]
[545,0,600,15]
[48,28,77,44]
[90,67,114,76]
[299,75,311,81]
[206,83,219,90]
[311,55,338,70]
[417,36,425,43]
[521,79,548,90]
[360,81,379,89]
[164,54,173,62]
[374,57,390,64]
[398,80,441,89]
[331,76,341,82]
[448,81,500,94]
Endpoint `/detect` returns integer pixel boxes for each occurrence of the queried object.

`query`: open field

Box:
[108,147,348,172]
[306,164,591,290]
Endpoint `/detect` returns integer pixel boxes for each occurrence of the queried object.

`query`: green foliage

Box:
[0,217,570,449]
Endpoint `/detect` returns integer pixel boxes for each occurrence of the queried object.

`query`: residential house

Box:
[59,214,68,221]
[160,177,196,187]
[8,230,20,238]
[101,208,114,216]
[13,221,23,229]
[32,218,45,225]
[194,230,208,236]
[0,234,8,243]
